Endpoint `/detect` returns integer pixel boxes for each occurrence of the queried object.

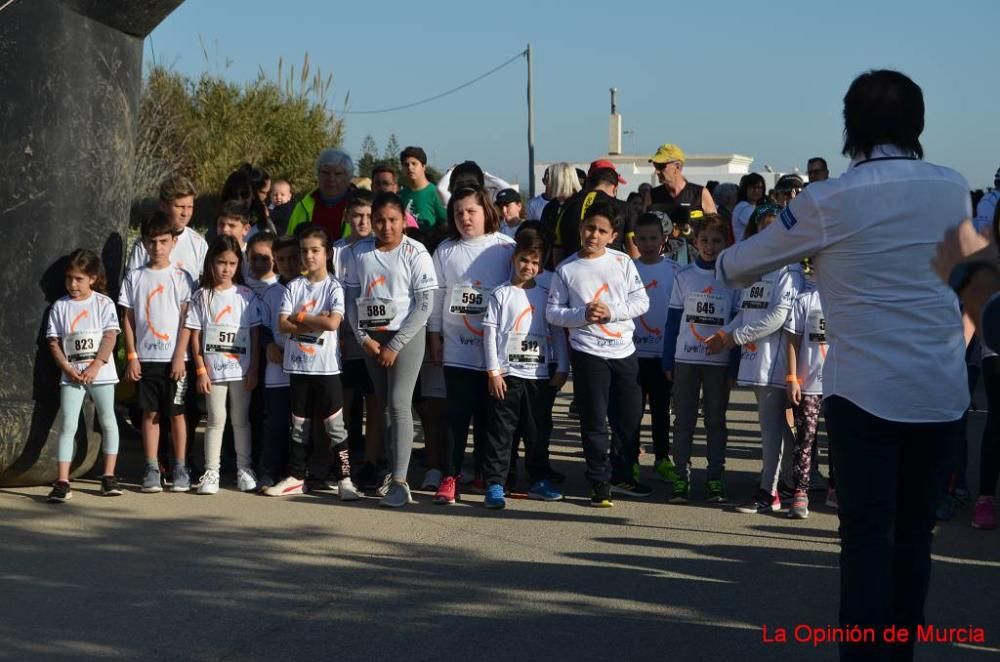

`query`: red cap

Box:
[588,159,627,184]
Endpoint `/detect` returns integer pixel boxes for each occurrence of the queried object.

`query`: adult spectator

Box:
[807,156,830,182]
[973,166,1000,233]
[712,182,738,243]
[715,69,971,660]
[772,173,804,208]
[549,161,631,264]
[648,143,717,217]
[539,162,583,265]
[732,173,766,241]
[399,145,447,233]
[362,163,418,232]
[526,166,553,220]
[286,148,355,238]
[934,220,1000,350]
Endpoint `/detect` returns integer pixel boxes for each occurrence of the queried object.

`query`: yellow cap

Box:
[649,144,685,164]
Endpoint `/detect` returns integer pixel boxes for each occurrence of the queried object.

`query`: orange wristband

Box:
[296,311,306,323]
[196,366,207,376]
[786,375,800,384]
[127,352,138,360]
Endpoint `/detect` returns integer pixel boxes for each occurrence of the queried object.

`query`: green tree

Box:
[382,133,400,165]
[357,134,379,178]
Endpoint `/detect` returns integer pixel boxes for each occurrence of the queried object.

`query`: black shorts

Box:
[289,373,343,419]
[340,358,374,395]
[137,362,187,417]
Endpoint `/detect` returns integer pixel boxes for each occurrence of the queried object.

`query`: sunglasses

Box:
[653,161,678,172]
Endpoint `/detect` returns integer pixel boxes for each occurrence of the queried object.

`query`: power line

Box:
[338,49,527,115]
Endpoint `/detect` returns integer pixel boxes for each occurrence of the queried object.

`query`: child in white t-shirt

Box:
[45,250,121,503]
[184,235,263,495]
[245,231,279,296]
[428,187,515,504]
[125,175,207,282]
[547,201,650,507]
[481,226,569,509]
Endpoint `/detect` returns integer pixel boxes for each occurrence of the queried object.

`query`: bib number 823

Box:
[74,337,95,351]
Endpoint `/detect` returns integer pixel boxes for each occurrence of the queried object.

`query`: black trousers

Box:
[442,366,489,477]
[483,376,547,485]
[570,349,642,484]
[637,356,672,461]
[824,395,958,662]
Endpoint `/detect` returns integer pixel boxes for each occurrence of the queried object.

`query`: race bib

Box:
[357,297,397,330]
[741,281,773,310]
[64,330,102,364]
[506,333,546,364]
[205,324,247,355]
[449,285,487,316]
[684,293,728,327]
[293,332,325,346]
[808,310,826,343]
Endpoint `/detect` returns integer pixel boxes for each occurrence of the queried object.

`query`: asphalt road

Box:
[1,386,997,661]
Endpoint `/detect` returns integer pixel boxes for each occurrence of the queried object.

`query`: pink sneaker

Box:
[972,496,997,530]
[434,475,458,505]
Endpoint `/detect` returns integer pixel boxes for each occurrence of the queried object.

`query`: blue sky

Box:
[148,0,1000,189]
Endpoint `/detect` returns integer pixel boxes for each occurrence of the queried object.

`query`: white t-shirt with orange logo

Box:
[46,292,120,385]
[126,226,208,282]
[668,263,740,367]
[185,285,263,383]
[483,281,568,380]
[785,286,827,396]
[632,257,681,358]
[279,275,345,376]
[546,248,649,360]
[344,236,437,333]
[118,265,195,362]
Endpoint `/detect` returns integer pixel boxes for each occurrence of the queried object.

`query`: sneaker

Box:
[379,481,414,508]
[484,483,506,510]
[705,480,727,503]
[669,480,690,504]
[141,465,163,493]
[257,474,275,491]
[236,468,257,493]
[528,480,563,502]
[777,481,796,503]
[171,464,191,492]
[356,462,379,490]
[952,488,970,508]
[197,470,220,495]
[375,472,393,497]
[434,475,458,505]
[47,481,72,503]
[736,489,781,514]
[653,458,680,483]
[264,476,305,497]
[421,468,443,491]
[100,475,123,497]
[540,465,566,484]
[590,481,613,508]
[825,487,839,509]
[337,478,362,501]
[788,490,810,519]
[467,477,487,494]
[972,496,997,530]
[611,480,654,498]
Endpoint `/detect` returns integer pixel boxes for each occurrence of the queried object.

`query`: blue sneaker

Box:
[528,480,563,502]
[484,483,506,510]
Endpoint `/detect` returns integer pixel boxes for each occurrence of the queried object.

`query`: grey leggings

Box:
[365,330,425,481]
[754,385,795,493]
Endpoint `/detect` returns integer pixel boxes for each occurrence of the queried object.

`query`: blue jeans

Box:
[824,396,958,661]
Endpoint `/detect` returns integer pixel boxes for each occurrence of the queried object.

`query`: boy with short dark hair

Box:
[546,201,651,507]
[119,212,196,492]
[399,146,446,232]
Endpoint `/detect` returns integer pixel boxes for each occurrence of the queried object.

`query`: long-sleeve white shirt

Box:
[715,144,972,422]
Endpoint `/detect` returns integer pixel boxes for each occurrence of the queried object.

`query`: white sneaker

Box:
[421,468,443,490]
[338,478,362,501]
[197,470,220,495]
[376,472,393,497]
[264,476,305,497]
[237,468,257,493]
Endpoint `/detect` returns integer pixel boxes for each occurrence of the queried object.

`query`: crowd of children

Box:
[52,150,999,529]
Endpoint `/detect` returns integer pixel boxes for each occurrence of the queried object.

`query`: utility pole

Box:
[526,43,535,198]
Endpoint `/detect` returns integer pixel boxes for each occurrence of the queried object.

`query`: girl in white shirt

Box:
[45,250,121,503]
[482,227,569,509]
[184,236,263,495]
[429,187,515,504]
[345,192,438,507]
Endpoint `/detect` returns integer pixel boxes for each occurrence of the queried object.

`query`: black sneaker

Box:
[735,489,781,514]
[610,480,654,498]
[101,475,123,496]
[356,462,379,490]
[47,481,72,503]
[590,481,614,508]
[777,481,796,503]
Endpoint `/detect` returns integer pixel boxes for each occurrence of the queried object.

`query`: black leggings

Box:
[441,367,489,477]
[979,356,1000,497]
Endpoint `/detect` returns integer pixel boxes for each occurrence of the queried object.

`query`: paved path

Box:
[1,387,997,661]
